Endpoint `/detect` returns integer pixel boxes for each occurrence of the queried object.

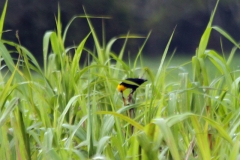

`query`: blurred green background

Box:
[0,0,239,62]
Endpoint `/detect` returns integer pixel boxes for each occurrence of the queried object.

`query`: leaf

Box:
[0,98,19,127]
[97,111,144,131]
[197,0,219,57]
[212,26,240,49]
[154,118,181,160]
[0,0,8,39]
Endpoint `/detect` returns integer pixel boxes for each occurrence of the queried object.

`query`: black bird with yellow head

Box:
[118,78,147,105]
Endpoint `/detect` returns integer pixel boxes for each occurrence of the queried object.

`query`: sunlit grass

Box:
[1,0,240,160]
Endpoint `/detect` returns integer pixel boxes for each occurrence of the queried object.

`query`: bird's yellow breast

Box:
[117,84,127,92]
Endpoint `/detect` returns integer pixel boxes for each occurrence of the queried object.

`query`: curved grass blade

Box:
[133,31,151,69]
[153,118,181,160]
[97,111,144,131]
[0,41,15,73]
[0,98,19,127]
[83,7,103,64]
[212,26,240,49]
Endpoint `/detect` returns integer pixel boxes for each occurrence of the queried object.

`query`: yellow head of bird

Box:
[117,84,127,92]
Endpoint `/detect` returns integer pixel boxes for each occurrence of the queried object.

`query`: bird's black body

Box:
[118,78,147,106]
[120,78,147,91]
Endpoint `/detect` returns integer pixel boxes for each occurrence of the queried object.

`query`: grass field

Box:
[144,54,240,79]
[1,0,240,160]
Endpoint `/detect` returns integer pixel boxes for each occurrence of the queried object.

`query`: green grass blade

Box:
[83,7,103,64]
[0,0,8,39]
[43,31,53,74]
[205,50,233,87]
[137,131,158,160]
[212,26,240,49]
[0,67,18,111]
[96,136,111,155]
[127,135,140,159]
[71,32,91,76]
[133,31,151,69]
[155,27,176,86]
[191,116,211,160]
[58,95,81,130]
[229,136,240,160]
[197,0,219,57]
[201,116,232,144]
[0,98,19,126]
[46,150,62,160]
[226,46,238,66]
[11,109,29,160]
[0,41,15,72]
[0,125,12,159]
[63,16,78,42]
[154,118,181,160]
[97,111,144,131]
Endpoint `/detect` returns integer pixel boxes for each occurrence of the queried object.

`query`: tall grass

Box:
[0,0,240,159]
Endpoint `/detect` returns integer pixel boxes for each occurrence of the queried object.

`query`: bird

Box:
[118,78,147,105]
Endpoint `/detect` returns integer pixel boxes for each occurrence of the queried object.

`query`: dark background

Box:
[1,0,240,62]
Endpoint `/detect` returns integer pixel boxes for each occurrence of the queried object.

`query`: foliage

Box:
[0,0,240,159]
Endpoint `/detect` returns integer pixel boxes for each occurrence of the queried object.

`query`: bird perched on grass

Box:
[118,78,147,105]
